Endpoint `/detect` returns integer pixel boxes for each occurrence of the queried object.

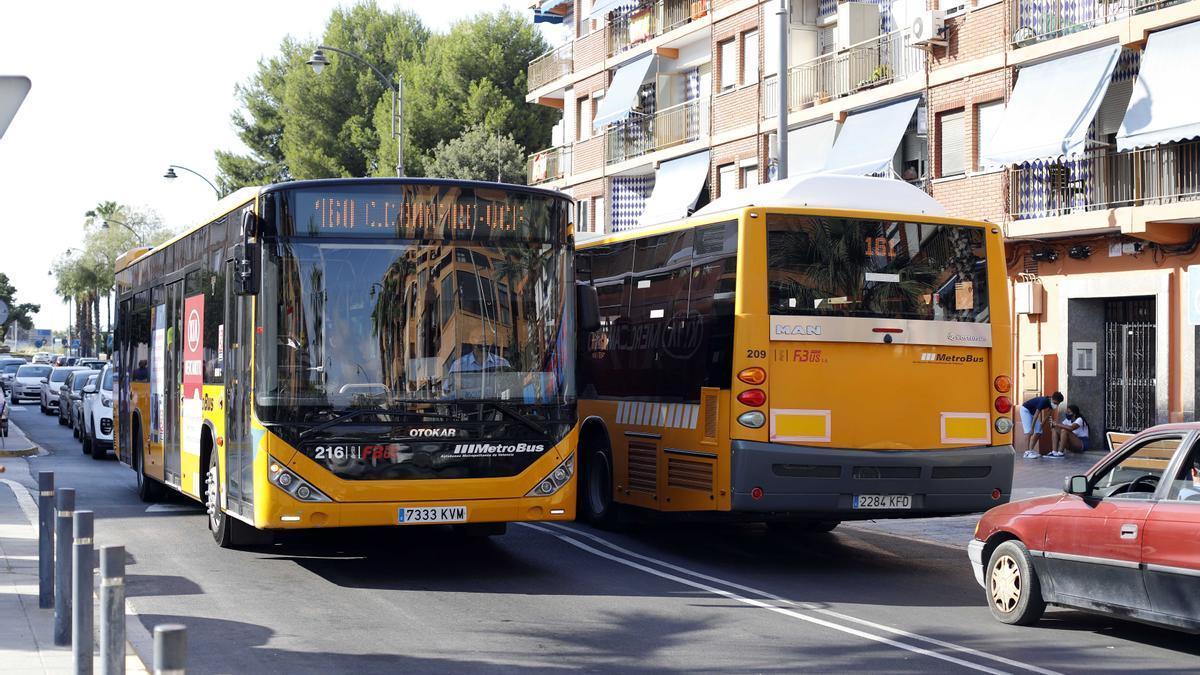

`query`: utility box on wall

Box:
[1020,353,1058,452]
[1015,280,1043,315]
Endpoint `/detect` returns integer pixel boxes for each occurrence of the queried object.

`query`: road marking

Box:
[530,522,1061,675]
[524,523,1022,674]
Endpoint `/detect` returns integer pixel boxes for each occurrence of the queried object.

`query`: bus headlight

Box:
[269,458,331,502]
[994,417,1013,434]
[526,454,574,497]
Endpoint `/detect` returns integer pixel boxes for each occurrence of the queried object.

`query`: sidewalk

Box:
[0,412,39,457]
[0,443,147,672]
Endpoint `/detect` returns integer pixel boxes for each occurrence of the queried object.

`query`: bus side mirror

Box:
[577,284,600,333]
[233,210,259,296]
[1065,475,1089,496]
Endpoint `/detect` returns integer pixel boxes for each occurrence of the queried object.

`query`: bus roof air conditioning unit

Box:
[910,10,946,46]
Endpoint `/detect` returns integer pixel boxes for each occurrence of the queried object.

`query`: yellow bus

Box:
[114,178,579,547]
[573,175,1013,530]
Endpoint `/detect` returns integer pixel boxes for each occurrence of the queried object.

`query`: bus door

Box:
[222,260,254,513]
[164,280,183,487]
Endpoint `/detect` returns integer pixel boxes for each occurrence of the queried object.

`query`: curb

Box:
[0,446,39,457]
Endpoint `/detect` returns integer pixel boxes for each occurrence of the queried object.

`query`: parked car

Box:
[81,364,114,458]
[58,369,98,427]
[40,366,83,415]
[11,364,52,403]
[0,356,27,393]
[969,423,1200,634]
[77,358,107,370]
[32,352,53,364]
[71,373,99,438]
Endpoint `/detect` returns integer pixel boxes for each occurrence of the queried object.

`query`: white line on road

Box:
[522,522,1021,674]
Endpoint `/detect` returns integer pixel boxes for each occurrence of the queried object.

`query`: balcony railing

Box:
[763,29,925,118]
[1009,140,1200,220]
[608,0,706,57]
[605,98,707,165]
[528,43,573,92]
[1011,0,1190,47]
[527,145,572,185]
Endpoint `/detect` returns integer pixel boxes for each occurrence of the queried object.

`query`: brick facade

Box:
[930,4,1008,70]
[711,136,759,197]
[927,68,1009,178]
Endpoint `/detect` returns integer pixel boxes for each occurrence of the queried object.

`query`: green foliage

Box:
[216,3,554,188]
[0,273,40,341]
[425,125,526,184]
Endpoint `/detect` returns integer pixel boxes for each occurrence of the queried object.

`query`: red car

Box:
[968,423,1200,633]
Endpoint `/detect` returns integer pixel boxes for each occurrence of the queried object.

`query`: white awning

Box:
[822,97,919,175]
[1118,22,1200,151]
[787,120,839,176]
[638,151,711,227]
[693,174,947,219]
[593,54,655,130]
[982,44,1120,165]
[588,0,636,20]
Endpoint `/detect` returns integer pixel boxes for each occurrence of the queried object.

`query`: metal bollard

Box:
[153,624,187,675]
[53,488,75,646]
[73,511,95,674]
[100,546,126,675]
[38,471,54,608]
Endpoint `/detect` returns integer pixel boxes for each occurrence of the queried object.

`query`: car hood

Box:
[15,377,45,385]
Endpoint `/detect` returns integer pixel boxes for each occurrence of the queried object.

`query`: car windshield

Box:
[49,369,74,383]
[256,240,574,420]
[101,368,113,391]
[17,365,51,378]
[2,363,21,375]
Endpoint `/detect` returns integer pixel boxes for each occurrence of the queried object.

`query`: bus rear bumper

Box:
[729,441,1014,519]
[260,490,577,529]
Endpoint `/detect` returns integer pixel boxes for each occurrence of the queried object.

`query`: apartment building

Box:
[526,0,1200,444]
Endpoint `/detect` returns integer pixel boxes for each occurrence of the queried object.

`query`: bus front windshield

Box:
[256,240,574,420]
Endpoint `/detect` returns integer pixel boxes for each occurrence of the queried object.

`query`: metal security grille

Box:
[1104,297,1156,433]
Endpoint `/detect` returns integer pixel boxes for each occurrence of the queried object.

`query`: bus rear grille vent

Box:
[667,458,713,491]
[931,466,991,479]
[627,440,658,494]
[852,466,921,479]
[773,464,840,479]
[701,387,719,445]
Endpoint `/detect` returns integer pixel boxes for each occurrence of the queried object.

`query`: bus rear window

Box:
[766,214,988,323]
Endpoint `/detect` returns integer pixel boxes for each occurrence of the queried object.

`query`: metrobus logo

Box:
[453,443,545,456]
[919,353,984,363]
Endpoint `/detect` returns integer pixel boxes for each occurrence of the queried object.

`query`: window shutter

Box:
[940,110,966,177]
[1096,77,1133,137]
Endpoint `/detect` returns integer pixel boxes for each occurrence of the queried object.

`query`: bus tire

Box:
[986,540,1046,626]
[581,446,619,529]
[134,424,165,503]
[206,451,269,548]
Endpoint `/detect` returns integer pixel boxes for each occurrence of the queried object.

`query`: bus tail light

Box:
[994,417,1013,434]
[269,458,331,502]
[991,488,1003,500]
[750,487,764,500]
[994,396,1012,414]
[526,454,575,497]
[737,411,765,429]
[994,375,1012,393]
[737,389,766,407]
[737,367,766,385]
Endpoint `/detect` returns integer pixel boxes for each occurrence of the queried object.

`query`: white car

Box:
[11,364,52,403]
[31,352,54,364]
[40,366,84,415]
[81,364,114,458]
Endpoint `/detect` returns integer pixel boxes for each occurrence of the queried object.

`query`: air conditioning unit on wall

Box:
[910,10,946,45]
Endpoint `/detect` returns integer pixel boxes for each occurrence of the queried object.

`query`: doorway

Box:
[1104,297,1156,433]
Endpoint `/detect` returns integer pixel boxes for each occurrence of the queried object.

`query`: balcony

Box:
[1009,140,1200,220]
[605,98,707,165]
[1011,0,1189,47]
[608,0,707,57]
[763,29,925,118]
[528,43,573,92]
[527,145,572,185]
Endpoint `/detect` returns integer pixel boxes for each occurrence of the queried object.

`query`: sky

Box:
[0,0,547,333]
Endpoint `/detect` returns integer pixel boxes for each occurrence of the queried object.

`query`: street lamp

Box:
[306,45,405,177]
[163,164,221,197]
[101,219,145,245]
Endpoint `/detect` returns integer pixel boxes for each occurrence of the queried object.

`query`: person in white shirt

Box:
[447,344,511,374]
[1048,404,1089,458]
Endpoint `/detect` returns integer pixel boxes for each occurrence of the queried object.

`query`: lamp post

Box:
[163,164,221,197]
[101,219,145,245]
[306,45,404,177]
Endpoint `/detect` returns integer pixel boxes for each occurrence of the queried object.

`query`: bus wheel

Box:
[582,446,619,529]
[206,452,267,548]
[134,429,165,503]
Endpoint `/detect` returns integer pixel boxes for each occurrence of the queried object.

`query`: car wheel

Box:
[986,540,1046,626]
[580,445,620,529]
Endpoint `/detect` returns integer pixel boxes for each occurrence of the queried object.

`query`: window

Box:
[718,164,737,196]
[975,100,1004,171]
[741,163,758,189]
[719,39,737,90]
[577,200,590,233]
[1092,435,1183,500]
[1166,444,1200,502]
[939,109,966,177]
[594,196,606,234]
[576,96,590,141]
[742,30,759,85]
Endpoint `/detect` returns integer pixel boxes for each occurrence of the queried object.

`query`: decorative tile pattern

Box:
[611,175,655,232]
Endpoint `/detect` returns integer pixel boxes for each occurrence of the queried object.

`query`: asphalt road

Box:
[5,399,1199,674]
